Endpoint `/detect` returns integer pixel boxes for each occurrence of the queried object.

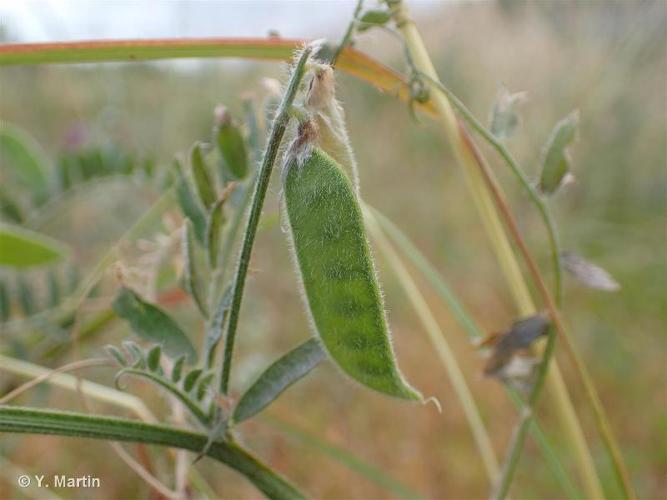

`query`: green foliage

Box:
[174,158,207,243]
[357,9,393,31]
[0,188,24,223]
[284,147,421,400]
[205,287,231,368]
[215,110,249,181]
[190,142,217,209]
[54,147,145,192]
[104,345,128,367]
[171,355,187,383]
[112,286,196,362]
[0,406,306,500]
[110,341,212,426]
[0,121,49,193]
[183,367,204,392]
[0,280,10,322]
[181,220,209,318]
[146,344,162,372]
[489,85,524,141]
[539,111,579,194]
[233,338,325,423]
[0,224,67,269]
[206,196,225,269]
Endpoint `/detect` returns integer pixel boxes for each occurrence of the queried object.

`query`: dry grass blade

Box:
[364,208,500,485]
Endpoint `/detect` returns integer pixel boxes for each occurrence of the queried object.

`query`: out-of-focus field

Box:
[0,2,665,499]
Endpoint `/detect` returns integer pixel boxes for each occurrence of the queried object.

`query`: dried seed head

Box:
[287,119,319,165]
[483,313,550,378]
[306,65,335,111]
[296,119,319,147]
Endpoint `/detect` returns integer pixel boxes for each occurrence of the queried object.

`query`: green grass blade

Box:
[367,204,581,498]
[0,121,50,191]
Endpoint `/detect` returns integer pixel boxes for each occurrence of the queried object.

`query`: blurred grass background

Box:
[0,1,665,499]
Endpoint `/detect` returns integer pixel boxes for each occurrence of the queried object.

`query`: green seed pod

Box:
[539,111,579,195]
[214,106,248,181]
[283,139,421,401]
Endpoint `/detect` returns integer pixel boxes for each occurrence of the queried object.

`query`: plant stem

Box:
[415,72,563,303]
[405,69,634,494]
[0,354,154,422]
[218,46,312,395]
[0,406,305,500]
[364,209,500,484]
[492,331,557,500]
[390,2,606,498]
[0,357,110,405]
[460,129,633,499]
[369,205,579,498]
[330,0,364,66]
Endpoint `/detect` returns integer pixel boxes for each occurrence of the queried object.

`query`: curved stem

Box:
[330,0,364,66]
[0,406,305,500]
[492,331,557,500]
[390,3,608,498]
[368,205,579,498]
[218,45,312,395]
[0,354,154,422]
[0,357,110,405]
[415,71,563,304]
[364,209,500,484]
[459,125,633,499]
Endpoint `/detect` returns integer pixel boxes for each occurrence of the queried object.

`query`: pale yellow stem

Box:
[365,209,500,484]
[393,3,604,498]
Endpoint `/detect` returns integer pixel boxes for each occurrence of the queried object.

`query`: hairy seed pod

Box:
[283,144,421,400]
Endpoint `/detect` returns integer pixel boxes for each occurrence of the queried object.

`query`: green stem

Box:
[219,177,256,289]
[492,331,557,500]
[402,74,569,499]
[414,71,563,303]
[368,205,579,499]
[330,0,364,66]
[462,123,632,500]
[389,3,609,498]
[218,46,312,395]
[505,389,580,500]
[364,209,500,484]
[0,406,305,500]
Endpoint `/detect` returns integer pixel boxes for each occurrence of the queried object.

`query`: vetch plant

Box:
[0,2,638,499]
